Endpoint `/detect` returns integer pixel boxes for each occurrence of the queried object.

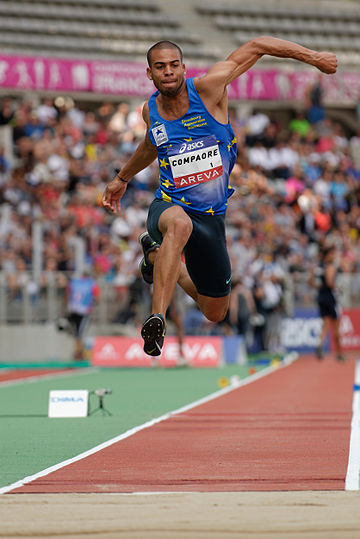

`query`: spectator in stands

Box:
[108,102,130,134]
[289,111,310,138]
[0,97,14,164]
[64,271,100,360]
[311,246,345,362]
[36,98,58,126]
[227,276,258,344]
[245,109,270,146]
[306,74,325,124]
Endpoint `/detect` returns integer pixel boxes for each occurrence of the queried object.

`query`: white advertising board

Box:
[48,390,89,418]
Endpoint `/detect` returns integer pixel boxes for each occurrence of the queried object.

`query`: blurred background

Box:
[0,0,360,361]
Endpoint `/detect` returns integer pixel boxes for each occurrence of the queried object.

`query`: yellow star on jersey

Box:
[159,158,169,169]
[162,179,172,189]
[228,136,237,151]
[180,196,191,205]
[205,206,215,215]
[161,190,172,203]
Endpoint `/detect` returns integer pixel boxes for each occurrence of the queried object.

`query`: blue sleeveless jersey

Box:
[148,77,237,215]
[68,278,95,315]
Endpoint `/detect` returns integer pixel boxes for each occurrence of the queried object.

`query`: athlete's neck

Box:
[156,80,189,121]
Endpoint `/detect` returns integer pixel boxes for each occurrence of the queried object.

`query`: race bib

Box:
[168,135,223,189]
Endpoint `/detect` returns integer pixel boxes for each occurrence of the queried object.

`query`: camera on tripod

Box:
[94,388,112,397]
[89,388,112,416]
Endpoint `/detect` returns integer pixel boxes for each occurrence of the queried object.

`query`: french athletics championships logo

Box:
[152,124,168,146]
[168,135,223,188]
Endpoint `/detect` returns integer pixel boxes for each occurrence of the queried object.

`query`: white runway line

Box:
[345,358,360,491]
[0,358,296,495]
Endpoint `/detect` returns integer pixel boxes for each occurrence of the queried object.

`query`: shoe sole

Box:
[141,315,165,356]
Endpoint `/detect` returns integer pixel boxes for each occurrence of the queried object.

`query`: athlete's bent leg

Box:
[148,204,229,324]
[150,250,199,303]
[176,264,229,322]
[197,293,230,323]
[152,206,193,316]
[177,261,198,302]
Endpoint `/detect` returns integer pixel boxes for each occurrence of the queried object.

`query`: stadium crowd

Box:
[0,86,359,353]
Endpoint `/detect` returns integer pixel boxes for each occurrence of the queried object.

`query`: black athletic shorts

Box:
[67,312,90,338]
[146,198,231,298]
[317,291,338,319]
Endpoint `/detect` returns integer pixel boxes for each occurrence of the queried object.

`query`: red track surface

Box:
[13,355,355,493]
[0,369,72,383]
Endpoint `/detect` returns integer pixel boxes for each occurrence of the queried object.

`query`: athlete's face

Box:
[147,48,186,97]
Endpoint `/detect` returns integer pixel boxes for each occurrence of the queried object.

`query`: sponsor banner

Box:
[48,389,89,418]
[223,336,247,365]
[281,308,327,353]
[0,53,359,103]
[92,336,222,367]
[92,337,152,367]
[335,309,360,351]
[281,308,360,353]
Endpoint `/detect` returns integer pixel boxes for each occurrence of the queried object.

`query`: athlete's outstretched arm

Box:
[227,36,337,83]
[102,103,157,213]
[196,36,337,112]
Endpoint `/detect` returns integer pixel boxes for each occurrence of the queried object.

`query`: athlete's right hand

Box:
[102,174,127,213]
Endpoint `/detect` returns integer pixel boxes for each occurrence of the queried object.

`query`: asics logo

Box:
[179,140,205,154]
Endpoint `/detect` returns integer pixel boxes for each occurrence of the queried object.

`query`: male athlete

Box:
[102,37,337,356]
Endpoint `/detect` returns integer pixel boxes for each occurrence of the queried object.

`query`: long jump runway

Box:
[10,355,356,494]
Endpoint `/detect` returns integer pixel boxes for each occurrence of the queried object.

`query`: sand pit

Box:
[1,491,360,538]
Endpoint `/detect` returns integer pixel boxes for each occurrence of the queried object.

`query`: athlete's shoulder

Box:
[142,101,152,128]
[142,101,150,118]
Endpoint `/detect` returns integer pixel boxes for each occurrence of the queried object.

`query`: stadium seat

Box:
[0,0,360,65]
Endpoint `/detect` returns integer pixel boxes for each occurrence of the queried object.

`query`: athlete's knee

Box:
[204,309,227,323]
[201,299,229,323]
[166,214,193,244]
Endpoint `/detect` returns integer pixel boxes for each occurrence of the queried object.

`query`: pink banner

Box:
[92,336,222,368]
[0,55,91,91]
[91,61,154,96]
[0,53,358,104]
